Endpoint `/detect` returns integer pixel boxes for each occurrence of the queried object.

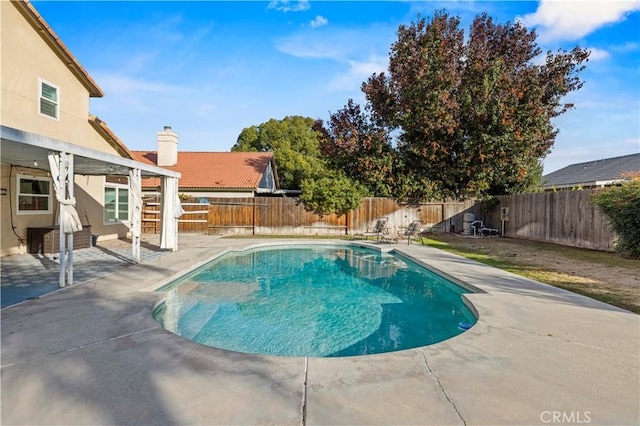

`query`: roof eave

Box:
[88,115,135,160]
[13,0,104,97]
[543,178,627,189]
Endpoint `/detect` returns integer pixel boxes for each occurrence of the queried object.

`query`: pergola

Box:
[1,125,182,288]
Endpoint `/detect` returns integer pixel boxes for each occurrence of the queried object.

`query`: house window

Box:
[104,183,129,224]
[39,79,59,119]
[17,175,52,214]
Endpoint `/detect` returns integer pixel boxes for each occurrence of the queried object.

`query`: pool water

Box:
[153,245,476,357]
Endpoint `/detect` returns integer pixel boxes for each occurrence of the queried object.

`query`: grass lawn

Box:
[422,234,640,314]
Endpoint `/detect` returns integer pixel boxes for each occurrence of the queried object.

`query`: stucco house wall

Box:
[0,1,130,255]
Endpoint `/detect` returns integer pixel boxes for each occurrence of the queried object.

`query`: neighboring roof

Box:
[12,0,104,97]
[132,151,276,189]
[543,153,640,188]
[88,115,135,160]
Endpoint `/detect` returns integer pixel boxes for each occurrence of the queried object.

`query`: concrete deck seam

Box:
[300,356,308,426]
[498,324,640,356]
[0,325,160,369]
[420,351,466,426]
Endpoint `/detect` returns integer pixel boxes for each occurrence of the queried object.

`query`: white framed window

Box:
[17,175,52,215]
[39,78,59,119]
[104,181,129,224]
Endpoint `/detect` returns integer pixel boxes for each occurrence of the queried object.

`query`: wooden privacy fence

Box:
[142,197,476,237]
[483,190,615,251]
[141,192,614,251]
[142,202,209,234]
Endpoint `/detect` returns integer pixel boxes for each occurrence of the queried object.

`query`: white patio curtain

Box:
[48,152,82,234]
[129,168,142,263]
[160,177,184,251]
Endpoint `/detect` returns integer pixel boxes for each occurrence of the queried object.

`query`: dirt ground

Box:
[426,233,640,313]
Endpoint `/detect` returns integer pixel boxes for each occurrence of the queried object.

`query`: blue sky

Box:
[33,1,640,174]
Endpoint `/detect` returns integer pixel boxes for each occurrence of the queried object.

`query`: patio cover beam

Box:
[1,126,180,178]
[1,125,181,283]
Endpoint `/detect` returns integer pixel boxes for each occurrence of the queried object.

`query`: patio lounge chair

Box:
[354,217,389,241]
[384,220,423,245]
[470,220,500,237]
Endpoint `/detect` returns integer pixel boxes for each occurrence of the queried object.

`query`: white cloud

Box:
[530,46,608,67]
[310,15,328,28]
[276,35,342,60]
[95,73,183,95]
[267,1,310,13]
[275,26,393,61]
[519,0,640,42]
[531,53,548,66]
[275,25,394,93]
[93,73,187,111]
[328,55,388,92]
[587,47,610,61]
[611,41,640,53]
[277,36,388,91]
[122,53,155,74]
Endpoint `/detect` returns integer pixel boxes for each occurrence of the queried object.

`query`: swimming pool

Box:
[153,244,477,357]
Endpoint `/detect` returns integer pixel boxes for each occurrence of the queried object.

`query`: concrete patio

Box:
[0,236,172,308]
[1,236,638,425]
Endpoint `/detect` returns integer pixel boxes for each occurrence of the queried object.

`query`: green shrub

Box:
[591,174,640,258]
[300,174,367,216]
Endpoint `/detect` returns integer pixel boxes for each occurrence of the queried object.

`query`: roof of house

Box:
[88,115,135,160]
[132,151,276,189]
[542,153,640,188]
[13,0,103,97]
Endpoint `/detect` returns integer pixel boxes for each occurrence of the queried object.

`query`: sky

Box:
[32,0,640,174]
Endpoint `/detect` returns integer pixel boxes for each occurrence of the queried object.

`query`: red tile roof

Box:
[132,151,275,189]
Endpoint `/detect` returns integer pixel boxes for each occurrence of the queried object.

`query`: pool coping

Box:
[1,237,638,425]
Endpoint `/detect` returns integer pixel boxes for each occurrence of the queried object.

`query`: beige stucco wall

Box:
[0,166,55,256]
[0,166,130,256]
[1,2,132,255]
[0,2,117,154]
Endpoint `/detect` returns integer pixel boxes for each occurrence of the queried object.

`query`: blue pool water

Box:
[153,245,476,357]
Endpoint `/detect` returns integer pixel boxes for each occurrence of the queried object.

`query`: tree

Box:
[315,99,399,198]
[300,173,368,216]
[362,11,589,199]
[591,174,640,258]
[233,115,368,215]
[232,116,326,189]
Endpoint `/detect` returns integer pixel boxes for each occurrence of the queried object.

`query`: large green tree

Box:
[233,115,368,215]
[315,99,399,198]
[361,11,589,199]
[232,116,326,189]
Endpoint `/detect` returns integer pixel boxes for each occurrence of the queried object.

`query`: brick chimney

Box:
[157,125,178,166]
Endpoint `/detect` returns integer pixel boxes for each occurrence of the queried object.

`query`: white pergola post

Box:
[129,168,142,264]
[57,153,67,287]
[160,177,182,252]
[55,152,76,287]
[49,151,82,288]
[65,153,75,285]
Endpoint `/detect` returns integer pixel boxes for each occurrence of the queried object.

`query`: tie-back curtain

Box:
[47,152,82,234]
